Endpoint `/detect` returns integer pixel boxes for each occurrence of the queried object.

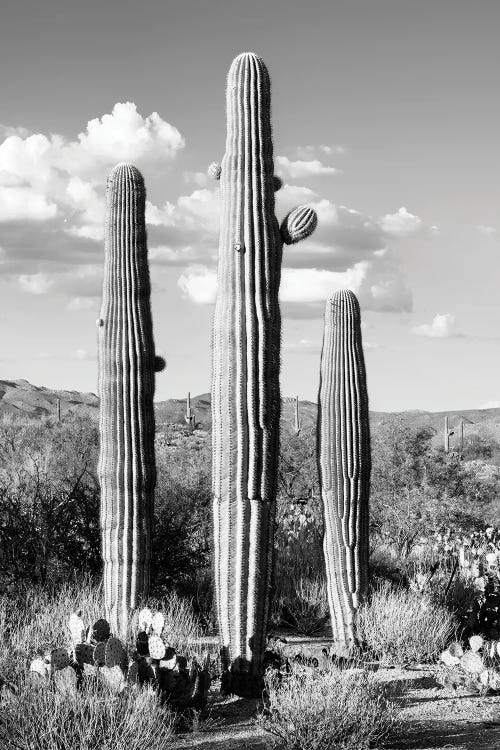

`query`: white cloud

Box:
[412,313,457,338]
[183,170,209,187]
[276,156,341,179]
[378,207,423,237]
[178,265,217,303]
[67,296,98,311]
[477,224,496,236]
[295,144,346,159]
[71,349,95,361]
[148,188,219,232]
[0,103,184,261]
[18,272,55,294]
[178,260,412,314]
[15,265,102,298]
[63,103,184,174]
[480,400,500,409]
[0,185,57,221]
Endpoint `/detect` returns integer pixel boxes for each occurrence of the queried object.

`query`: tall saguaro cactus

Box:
[211,52,317,696]
[97,163,164,638]
[318,289,370,650]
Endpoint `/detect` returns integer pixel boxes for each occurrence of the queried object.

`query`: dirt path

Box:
[172,667,500,750]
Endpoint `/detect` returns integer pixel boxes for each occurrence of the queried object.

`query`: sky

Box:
[0,0,499,411]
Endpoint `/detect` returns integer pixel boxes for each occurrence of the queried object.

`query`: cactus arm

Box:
[280,206,317,244]
[98,163,159,638]
[318,289,370,650]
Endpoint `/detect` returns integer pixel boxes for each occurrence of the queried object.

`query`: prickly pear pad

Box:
[92,619,110,642]
[50,647,70,671]
[69,613,86,644]
[94,642,106,666]
[152,611,165,636]
[74,643,95,666]
[148,634,166,660]
[105,637,125,668]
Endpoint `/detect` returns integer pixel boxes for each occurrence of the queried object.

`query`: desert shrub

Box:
[152,434,212,599]
[356,582,456,665]
[273,428,325,630]
[0,415,100,588]
[370,422,499,559]
[0,577,103,682]
[1,677,174,750]
[146,589,202,654]
[278,576,329,636]
[260,661,398,750]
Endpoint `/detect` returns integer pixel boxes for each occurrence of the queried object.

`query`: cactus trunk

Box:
[97,163,159,638]
[318,290,370,651]
[211,52,316,696]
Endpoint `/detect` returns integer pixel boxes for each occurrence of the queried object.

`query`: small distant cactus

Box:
[293,396,301,435]
[98,163,164,638]
[318,290,370,651]
[185,392,196,432]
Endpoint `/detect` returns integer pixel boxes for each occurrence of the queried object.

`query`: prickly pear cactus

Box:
[98,163,164,638]
[211,52,317,698]
[318,290,370,651]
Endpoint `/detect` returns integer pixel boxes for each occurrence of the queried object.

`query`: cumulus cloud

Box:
[276,156,341,179]
[18,273,55,294]
[0,103,184,271]
[378,207,423,237]
[412,313,457,338]
[67,296,98,311]
[71,349,96,361]
[14,265,102,300]
[477,224,496,236]
[178,259,412,315]
[0,186,57,222]
[295,144,346,159]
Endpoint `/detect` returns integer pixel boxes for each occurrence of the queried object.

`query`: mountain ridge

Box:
[1,379,499,450]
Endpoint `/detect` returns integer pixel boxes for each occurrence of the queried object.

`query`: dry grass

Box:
[0,577,103,682]
[0,579,206,748]
[1,676,174,750]
[260,661,398,750]
[282,576,330,635]
[356,581,456,665]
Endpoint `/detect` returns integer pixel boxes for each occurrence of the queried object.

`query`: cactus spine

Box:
[318,290,370,649]
[97,163,162,638]
[211,52,316,696]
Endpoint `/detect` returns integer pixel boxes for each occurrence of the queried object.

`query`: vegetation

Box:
[356,581,456,665]
[1,678,175,750]
[260,661,398,750]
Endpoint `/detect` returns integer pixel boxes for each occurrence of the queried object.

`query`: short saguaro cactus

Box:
[317,289,370,651]
[97,163,164,638]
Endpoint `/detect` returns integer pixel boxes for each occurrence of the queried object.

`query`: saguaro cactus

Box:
[211,52,317,696]
[97,163,164,638]
[318,289,370,650]
[185,392,195,432]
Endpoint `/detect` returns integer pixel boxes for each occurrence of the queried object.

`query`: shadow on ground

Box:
[388,719,500,750]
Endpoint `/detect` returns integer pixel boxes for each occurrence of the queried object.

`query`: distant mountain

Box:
[1,379,499,449]
[0,379,98,420]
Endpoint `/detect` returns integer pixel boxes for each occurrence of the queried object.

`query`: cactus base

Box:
[220,669,264,699]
